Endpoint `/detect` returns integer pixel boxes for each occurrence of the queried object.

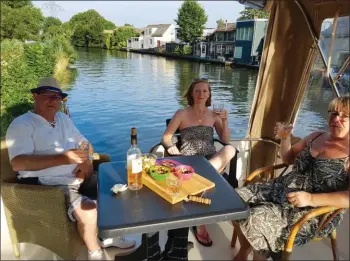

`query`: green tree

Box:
[1,3,44,41]
[237,7,268,20]
[1,0,32,8]
[103,20,116,30]
[42,16,62,34]
[104,32,112,49]
[174,0,207,44]
[69,9,116,47]
[112,27,138,48]
[216,19,225,28]
[124,23,133,27]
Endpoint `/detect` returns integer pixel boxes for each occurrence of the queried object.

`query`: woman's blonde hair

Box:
[184,79,212,107]
[328,95,350,116]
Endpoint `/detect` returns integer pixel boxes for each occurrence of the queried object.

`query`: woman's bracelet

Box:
[280,135,291,140]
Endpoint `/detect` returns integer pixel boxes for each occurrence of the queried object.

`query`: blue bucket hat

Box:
[30,77,68,98]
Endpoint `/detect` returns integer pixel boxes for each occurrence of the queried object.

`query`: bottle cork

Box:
[188,195,211,205]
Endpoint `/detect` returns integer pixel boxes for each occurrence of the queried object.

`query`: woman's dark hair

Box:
[184,79,212,107]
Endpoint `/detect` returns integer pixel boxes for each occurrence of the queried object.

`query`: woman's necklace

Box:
[193,107,206,125]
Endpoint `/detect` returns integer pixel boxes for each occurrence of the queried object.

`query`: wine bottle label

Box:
[131,158,142,173]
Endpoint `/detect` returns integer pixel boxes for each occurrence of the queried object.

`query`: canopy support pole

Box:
[294,0,340,97]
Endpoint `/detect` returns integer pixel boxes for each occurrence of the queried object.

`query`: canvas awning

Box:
[246,0,350,173]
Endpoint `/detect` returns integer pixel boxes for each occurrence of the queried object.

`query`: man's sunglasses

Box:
[39,92,63,101]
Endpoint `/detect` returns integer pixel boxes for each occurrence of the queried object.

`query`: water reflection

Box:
[67,49,336,161]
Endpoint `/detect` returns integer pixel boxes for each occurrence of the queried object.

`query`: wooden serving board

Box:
[142,172,215,204]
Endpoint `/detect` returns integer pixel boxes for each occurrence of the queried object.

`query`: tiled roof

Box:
[215,23,236,32]
[146,24,172,37]
[134,28,145,34]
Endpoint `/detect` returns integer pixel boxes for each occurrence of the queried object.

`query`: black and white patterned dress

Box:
[180,126,217,159]
[236,134,349,258]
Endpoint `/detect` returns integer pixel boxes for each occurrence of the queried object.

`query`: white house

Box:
[127,24,176,49]
[174,28,215,43]
[320,16,349,68]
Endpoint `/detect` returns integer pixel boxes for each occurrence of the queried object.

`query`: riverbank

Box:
[119,48,259,69]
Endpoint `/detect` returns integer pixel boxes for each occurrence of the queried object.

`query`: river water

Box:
[66,48,335,161]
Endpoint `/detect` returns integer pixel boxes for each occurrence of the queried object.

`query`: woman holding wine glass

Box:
[232,96,349,260]
[162,77,236,247]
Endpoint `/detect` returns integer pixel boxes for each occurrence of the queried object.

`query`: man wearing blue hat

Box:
[6,77,135,260]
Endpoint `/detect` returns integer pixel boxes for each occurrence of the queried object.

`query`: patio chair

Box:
[149,119,239,188]
[0,137,110,260]
[230,163,347,261]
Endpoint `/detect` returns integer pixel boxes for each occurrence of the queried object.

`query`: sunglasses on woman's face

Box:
[328,110,349,120]
[193,77,209,82]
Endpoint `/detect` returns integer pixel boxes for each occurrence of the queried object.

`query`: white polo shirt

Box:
[6,112,87,185]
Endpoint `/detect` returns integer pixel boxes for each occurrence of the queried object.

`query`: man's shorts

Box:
[57,173,98,222]
[17,172,98,222]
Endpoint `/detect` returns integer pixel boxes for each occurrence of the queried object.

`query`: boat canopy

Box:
[242,0,350,172]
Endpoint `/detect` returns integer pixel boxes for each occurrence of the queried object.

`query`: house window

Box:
[242,28,246,40]
[248,27,253,41]
[245,28,250,40]
[225,45,233,54]
[228,32,235,41]
[216,45,222,53]
[234,46,242,58]
[150,39,153,45]
[240,28,244,40]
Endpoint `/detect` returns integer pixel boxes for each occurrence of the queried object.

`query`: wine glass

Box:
[166,174,182,197]
[213,103,224,116]
[76,141,93,161]
[274,122,293,140]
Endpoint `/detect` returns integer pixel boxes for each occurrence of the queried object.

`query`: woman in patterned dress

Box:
[162,78,236,247]
[233,96,350,260]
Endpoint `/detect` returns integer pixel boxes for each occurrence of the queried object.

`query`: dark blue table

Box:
[97,155,249,238]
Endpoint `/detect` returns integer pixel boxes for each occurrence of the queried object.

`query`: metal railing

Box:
[229,137,281,178]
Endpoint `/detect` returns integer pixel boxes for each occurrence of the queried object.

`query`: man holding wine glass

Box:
[5,77,135,260]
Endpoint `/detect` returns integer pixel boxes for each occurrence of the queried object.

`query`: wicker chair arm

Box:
[93,153,111,170]
[245,163,288,185]
[284,206,345,253]
[1,182,68,225]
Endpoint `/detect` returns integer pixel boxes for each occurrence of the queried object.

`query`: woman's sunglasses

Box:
[193,77,209,82]
[328,110,349,120]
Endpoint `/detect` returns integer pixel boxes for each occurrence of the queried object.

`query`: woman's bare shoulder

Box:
[173,108,188,118]
[303,131,327,142]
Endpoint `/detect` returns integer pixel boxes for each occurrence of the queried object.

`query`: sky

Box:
[32,1,245,28]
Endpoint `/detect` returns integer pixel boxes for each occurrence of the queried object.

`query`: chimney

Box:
[225,20,228,30]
